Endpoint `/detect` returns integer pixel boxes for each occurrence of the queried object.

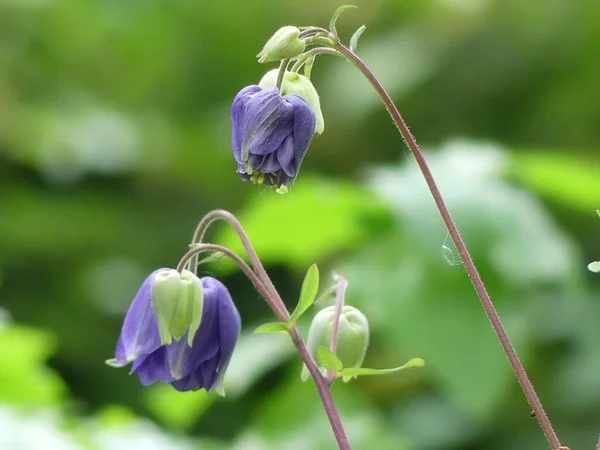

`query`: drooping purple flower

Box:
[106,272,241,394]
[231,85,316,191]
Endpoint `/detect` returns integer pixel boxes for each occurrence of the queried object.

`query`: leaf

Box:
[317,346,343,371]
[597,209,600,218]
[254,322,289,334]
[329,5,357,34]
[338,358,425,378]
[288,264,319,325]
[588,262,600,273]
[349,25,366,53]
[508,152,600,212]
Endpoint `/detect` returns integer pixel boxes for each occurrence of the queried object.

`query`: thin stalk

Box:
[334,42,562,450]
[176,243,287,321]
[329,275,348,354]
[190,210,289,321]
[276,59,289,91]
[290,327,352,449]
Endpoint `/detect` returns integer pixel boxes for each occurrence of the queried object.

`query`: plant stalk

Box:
[334,42,562,450]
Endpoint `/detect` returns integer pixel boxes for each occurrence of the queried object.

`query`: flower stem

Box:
[334,42,562,450]
[290,327,352,450]
[190,211,352,448]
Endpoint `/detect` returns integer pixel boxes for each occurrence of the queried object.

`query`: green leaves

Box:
[329,5,357,35]
[317,345,424,381]
[288,264,319,326]
[254,322,289,334]
[317,346,343,371]
[349,25,366,53]
[254,264,319,334]
[338,358,425,377]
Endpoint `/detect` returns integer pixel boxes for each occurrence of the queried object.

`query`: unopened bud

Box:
[301,305,369,380]
[257,26,306,63]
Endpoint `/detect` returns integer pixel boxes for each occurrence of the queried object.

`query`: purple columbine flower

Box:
[231,85,316,192]
[106,271,241,394]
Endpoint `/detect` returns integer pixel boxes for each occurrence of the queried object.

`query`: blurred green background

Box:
[1,0,600,449]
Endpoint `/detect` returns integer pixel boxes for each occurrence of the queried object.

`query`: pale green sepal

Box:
[151,270,182,345]
[588,261,600,273]
[281,72,325,134]
[180,271,204,346]
[338,358,425,378]
[288,264,319,326]
[349,25,366,53]
[329,5,357,34]
[151,269,204,346]
[254,322,289,334]
[318,346,343,371]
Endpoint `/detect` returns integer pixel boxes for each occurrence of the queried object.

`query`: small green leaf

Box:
[329,5,357,34]
[288,264,319,325]
[588,262,600,273]
[254,322,289,334]
[317,346,343,371]
[349,25,366,53]
[338,358,425,378]
[596,209,600,218]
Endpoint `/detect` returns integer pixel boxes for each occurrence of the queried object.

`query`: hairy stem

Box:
[189,211,351,448]
[190,210,289,321]
[290,327,352,450]
[334,42,562,449]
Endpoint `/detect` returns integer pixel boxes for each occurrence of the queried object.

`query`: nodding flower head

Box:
[231,85,316,193]
[106,270,241,395]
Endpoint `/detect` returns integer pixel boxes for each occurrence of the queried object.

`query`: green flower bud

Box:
[259,69,325,134]
[151,269,203,346]
[301,305,369,381]
[257,26,306,63]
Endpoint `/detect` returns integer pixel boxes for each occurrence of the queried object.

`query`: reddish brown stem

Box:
[334,42,562,450]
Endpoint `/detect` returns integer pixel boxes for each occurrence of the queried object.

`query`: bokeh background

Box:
[1,0,600,449]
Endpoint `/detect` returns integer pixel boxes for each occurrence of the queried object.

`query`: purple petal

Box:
[132,347,174,386]
[285,94,316,167]
[170,355,218,392]
[112,269,167,365]
[232,85,261,163]
[275,135,296,177]
[242,88,293,157]
[254,152,281,173]
[214,278,241,382]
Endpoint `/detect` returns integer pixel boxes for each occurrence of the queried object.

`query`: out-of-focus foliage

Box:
[1,0,600,449]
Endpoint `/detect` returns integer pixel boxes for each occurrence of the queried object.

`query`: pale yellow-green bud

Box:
[301,305,369,381]
[259,69,325,134]
[257,26,306,64]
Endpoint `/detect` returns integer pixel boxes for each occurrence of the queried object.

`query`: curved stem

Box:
[177,243,288,322]
[290,327,351,449]
[190,210,289,321]
[188,213,351,448]
[334,42,562,450]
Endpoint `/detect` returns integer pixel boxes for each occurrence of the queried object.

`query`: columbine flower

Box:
[231,85,316,193]
[106,271,241,394]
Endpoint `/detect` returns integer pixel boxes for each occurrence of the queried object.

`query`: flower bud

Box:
[301,305,369,381]
[257,26,306,63]
[151,269,203,346]
[259,69,324,135]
